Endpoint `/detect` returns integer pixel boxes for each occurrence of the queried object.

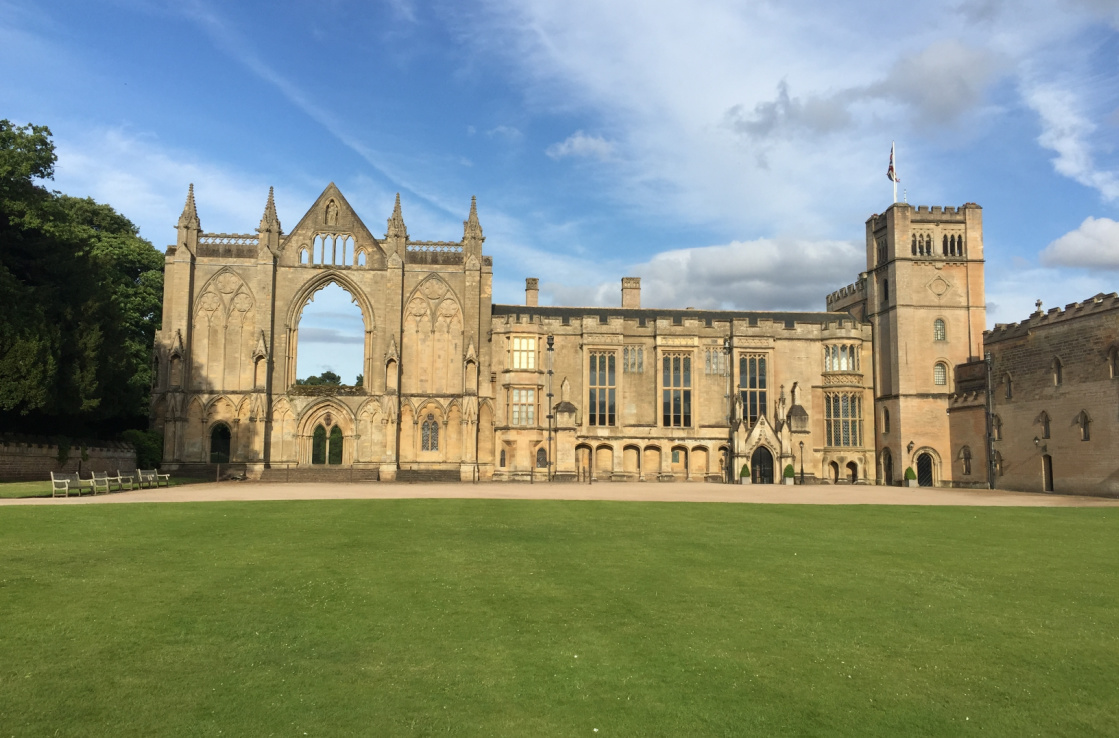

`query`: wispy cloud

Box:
[1024,84,1119,201]
[545,130,614,160]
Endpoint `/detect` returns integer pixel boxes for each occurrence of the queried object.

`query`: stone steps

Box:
[395,468,461,483]
[257,467,380,483]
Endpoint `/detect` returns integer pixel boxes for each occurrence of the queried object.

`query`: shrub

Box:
[739,463,750,478]
[904,466,917,480]
[121,429,163,469]
[783,464,795,478]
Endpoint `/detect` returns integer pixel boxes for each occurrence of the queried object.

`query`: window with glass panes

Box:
[739,354,768,426]
[662,353,692,427]
[623,345,643,373]
[825,392,862,447]
[588,352,616,426]
[510,388,535,426]
[511,337,536,369]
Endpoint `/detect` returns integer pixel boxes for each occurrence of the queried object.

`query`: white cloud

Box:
[541,237,865,312]
[1041,216,1119,269]
[486,125,523,140]
[545,130,614,160]
[1023,84,1119,202]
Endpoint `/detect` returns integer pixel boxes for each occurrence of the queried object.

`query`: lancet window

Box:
[623,345,644,373]
[305,233,356,266]
[421,413,439,451]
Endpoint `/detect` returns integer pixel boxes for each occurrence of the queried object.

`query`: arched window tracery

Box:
[421,413,439,451]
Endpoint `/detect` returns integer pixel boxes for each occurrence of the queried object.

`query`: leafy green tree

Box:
[0,120,164,436]
[296,370,342,386]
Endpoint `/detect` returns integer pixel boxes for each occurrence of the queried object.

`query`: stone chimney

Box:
[525,278,539,307]
[621,277,641,309]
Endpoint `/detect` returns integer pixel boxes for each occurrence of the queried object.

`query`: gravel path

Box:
[4,481,1118,506]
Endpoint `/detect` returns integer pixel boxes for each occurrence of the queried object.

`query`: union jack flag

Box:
[887,143,900,182]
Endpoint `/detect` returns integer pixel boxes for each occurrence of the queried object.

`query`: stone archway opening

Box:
[917,453,934,486]
[751,446,774,484]
[293,281,367,387]
[210,423,231,464]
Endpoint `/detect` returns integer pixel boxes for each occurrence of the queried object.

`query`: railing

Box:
[198,233,257,258]
[407,241,462,253]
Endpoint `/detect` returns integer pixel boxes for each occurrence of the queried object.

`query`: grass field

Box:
[1,500,1116,736]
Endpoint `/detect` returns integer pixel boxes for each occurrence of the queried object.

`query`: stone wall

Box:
[0,437,137,482]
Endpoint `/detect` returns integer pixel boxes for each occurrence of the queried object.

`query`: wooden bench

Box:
[137,469,171,488]
[50,472,94,497]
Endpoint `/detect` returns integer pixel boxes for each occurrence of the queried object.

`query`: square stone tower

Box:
[863,203,986,485]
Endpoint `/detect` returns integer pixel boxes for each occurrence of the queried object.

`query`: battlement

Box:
[985,292,1119,343]
[826,277,867,308]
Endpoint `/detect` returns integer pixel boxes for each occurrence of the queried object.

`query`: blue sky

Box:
[3,0,1118,382]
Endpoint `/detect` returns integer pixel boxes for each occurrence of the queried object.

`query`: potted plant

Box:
[783,464,796,485]
[905,466,918,487]
[739,462,750,484]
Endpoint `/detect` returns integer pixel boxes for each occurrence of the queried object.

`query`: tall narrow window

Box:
[933,319,946,341]
[588,352,616,426]
[1052,357,1063,386]
[1110,347,1119,379]
[883,407,890,434]
[705,348,728,375]
[1005,374,1013,399]
[662,354,692,427]
[825,392,862,447]
[992,415,1002,441]
[961,446,972,476]
[421,413,439,451]
[934,363,948,386]
[1038,411,1051,439]
[511,389,536,426]
[623,346,644,373]
[882,279,889,306]
[740,354,768,426]
[512,337,536,369]
[1077,410,1091,441]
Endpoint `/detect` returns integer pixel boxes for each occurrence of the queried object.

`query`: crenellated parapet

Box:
[985,292,1119,344]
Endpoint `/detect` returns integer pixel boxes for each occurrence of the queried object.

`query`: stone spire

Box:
[258,186,281,233]
[386,192,408,242]
[463,195,484,243]
[177,183,200,231]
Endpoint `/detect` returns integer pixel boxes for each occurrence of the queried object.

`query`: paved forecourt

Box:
[3,481,1117,507]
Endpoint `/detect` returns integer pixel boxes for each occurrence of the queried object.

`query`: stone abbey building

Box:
[153,183,994,486]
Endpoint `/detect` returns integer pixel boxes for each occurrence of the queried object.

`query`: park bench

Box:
[114,470,136,490]
[49,472,94,497]
[137,469,170,488]
[91,470,134,494]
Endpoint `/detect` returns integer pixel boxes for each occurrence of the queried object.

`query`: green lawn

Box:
[1,501,1116,736]
[0,476,204,498]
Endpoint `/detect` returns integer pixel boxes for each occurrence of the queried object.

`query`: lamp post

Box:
[547,334,555,482]
[725,337,734,484]
[799,440,804,484]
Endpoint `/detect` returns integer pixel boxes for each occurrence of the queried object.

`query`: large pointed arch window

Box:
[421,413,439,451]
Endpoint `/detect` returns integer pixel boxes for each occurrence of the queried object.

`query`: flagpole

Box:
[892,141,897,204]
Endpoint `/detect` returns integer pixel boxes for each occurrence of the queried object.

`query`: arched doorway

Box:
[917,453,934,486]
[829,461,840,483]
[751,446,774,484]
[846,461,858,483]
[881,448,893,486]
[1042,454,1054,492]
[311,424,344,465]
[210,424,231,464]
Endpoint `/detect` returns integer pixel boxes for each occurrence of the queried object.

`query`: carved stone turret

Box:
[385,193,408,254]
[257,186,282,255]
[176,183,201,255]
[463,196,484,258]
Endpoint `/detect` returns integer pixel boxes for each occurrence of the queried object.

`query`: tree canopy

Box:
[0,120,165,436]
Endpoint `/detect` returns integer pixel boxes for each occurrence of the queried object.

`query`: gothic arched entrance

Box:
[210,424,231,464]
[917,453,934,487]
[751,446,774,484]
